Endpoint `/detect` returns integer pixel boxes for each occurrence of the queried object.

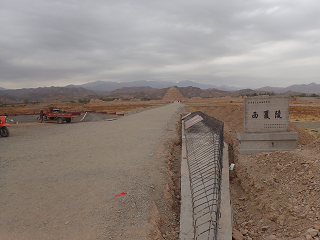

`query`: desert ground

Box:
[0,100,164,116]
[188,96,320,240]
[1,102,182,240]
[2,96,320,240]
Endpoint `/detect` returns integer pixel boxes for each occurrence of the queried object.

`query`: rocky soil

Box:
[189,102,320,240]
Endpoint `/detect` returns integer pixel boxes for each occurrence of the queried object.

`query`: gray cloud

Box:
[1,0,320,89]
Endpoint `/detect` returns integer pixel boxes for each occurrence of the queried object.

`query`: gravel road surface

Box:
[0,102,183,240]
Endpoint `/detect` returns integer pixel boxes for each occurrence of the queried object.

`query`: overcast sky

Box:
[1,0,320,89]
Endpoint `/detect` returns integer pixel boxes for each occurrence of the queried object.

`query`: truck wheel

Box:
[0,127,9,137]
[66,118,71,123]
[57,117,63,124]
[37,116,43,123]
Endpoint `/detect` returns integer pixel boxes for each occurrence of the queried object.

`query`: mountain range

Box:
[0,80,319,104]
[69,81,320,94]
[0,87,96,103]
[3,81,320,93]
[67,80,241,92]
[256,82,320,94]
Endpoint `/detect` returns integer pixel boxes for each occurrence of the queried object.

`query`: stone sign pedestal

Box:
[238,132,298,154]
[238,96,298,153]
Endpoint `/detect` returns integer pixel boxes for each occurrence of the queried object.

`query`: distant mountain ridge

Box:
[69,80,241,92]
[0,85,272,103]
[255,82,320,94]
[68,80,320,94]
[1,81,320,104]
[2,81,320,93]
[0,87,96,103]
[102,86,275,99]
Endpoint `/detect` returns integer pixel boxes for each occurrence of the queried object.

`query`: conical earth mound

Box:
[163,87,184,102]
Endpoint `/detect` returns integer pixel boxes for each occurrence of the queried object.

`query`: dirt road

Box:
[0,102,183,240]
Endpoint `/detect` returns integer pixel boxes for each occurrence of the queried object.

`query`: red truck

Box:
[37,107,81,124]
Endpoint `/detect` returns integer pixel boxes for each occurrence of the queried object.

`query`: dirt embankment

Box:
[189,103,320,240]
[152,119,182,240]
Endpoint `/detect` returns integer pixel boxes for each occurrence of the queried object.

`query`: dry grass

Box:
[289,105,320,122]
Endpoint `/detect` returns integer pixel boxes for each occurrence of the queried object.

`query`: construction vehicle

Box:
[37,107,81,124]
[0,115,10,137]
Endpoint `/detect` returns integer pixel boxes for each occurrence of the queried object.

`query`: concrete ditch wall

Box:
[180,113,232,240]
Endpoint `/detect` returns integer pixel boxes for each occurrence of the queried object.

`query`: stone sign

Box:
[244,96,289,133]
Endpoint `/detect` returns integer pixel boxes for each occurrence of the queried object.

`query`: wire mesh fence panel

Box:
[183,111,224,240]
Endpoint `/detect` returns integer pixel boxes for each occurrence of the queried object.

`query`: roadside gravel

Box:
[0,102,183,240]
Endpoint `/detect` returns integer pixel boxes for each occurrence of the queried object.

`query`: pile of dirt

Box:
[233,146,320,240]
[188,104,319,240]
[290,123,316,146]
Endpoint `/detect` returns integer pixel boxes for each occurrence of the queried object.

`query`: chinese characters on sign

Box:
[244,96,289,133]
[252,110,282,119]
[252,111,258,118]
[275,110,282,119]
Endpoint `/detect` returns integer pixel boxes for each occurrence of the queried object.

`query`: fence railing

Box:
[182,111,224,240]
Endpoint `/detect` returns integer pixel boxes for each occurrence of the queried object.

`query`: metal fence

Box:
[182,111,224,240]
